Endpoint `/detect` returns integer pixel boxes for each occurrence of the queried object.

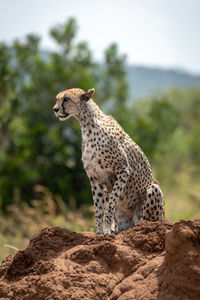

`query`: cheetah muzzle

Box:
[53,88,164,234]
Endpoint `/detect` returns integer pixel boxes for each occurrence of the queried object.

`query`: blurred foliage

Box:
[0,18,200,257]
[0,18,128,211]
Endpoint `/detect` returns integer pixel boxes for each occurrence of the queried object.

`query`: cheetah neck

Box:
[76,99,106,137]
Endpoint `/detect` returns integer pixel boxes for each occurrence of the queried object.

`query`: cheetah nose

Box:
[53,107,59,113]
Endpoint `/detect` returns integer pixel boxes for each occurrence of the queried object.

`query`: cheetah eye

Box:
[63,97,70,103]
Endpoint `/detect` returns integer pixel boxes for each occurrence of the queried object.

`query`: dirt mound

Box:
[0,220,200,300]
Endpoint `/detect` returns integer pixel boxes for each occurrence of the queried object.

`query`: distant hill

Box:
[127,66,200,100]
[40,50,200,100]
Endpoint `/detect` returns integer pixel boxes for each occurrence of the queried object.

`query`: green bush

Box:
[0,18,128,211]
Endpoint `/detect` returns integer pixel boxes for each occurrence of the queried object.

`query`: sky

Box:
[0,0,200,73]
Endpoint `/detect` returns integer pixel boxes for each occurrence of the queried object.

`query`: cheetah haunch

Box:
[53,88,164,234]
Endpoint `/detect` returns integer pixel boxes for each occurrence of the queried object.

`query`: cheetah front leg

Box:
[89,178,105,234]
[103,167,132,234]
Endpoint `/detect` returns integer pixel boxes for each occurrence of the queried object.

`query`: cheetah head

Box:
[53,88,95,121]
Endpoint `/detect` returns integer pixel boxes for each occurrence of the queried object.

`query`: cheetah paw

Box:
[95,230,103,235]
[103,226,112,234]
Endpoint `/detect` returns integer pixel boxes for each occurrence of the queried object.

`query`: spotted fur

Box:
[53,88,164,234]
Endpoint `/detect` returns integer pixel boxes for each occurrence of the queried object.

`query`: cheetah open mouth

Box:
[58,113,70,121]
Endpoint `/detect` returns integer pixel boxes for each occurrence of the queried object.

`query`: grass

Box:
[163,170,200,222]
[1,170,200,263]
[0,186,95,263]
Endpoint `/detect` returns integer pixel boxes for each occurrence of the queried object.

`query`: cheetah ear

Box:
[81,88,95,102]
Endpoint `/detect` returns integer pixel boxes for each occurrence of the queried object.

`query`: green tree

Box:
[0,18,129,211]
[131,97,180,161]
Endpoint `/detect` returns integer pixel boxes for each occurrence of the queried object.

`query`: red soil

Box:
[0,220,200,300]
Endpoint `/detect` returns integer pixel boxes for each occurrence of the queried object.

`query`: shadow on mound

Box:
[0,220,200,300]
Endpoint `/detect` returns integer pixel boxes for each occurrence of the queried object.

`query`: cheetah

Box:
[53,88,164,234]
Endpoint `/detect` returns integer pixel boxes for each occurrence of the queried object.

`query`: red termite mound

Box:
[0,220,200,300]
